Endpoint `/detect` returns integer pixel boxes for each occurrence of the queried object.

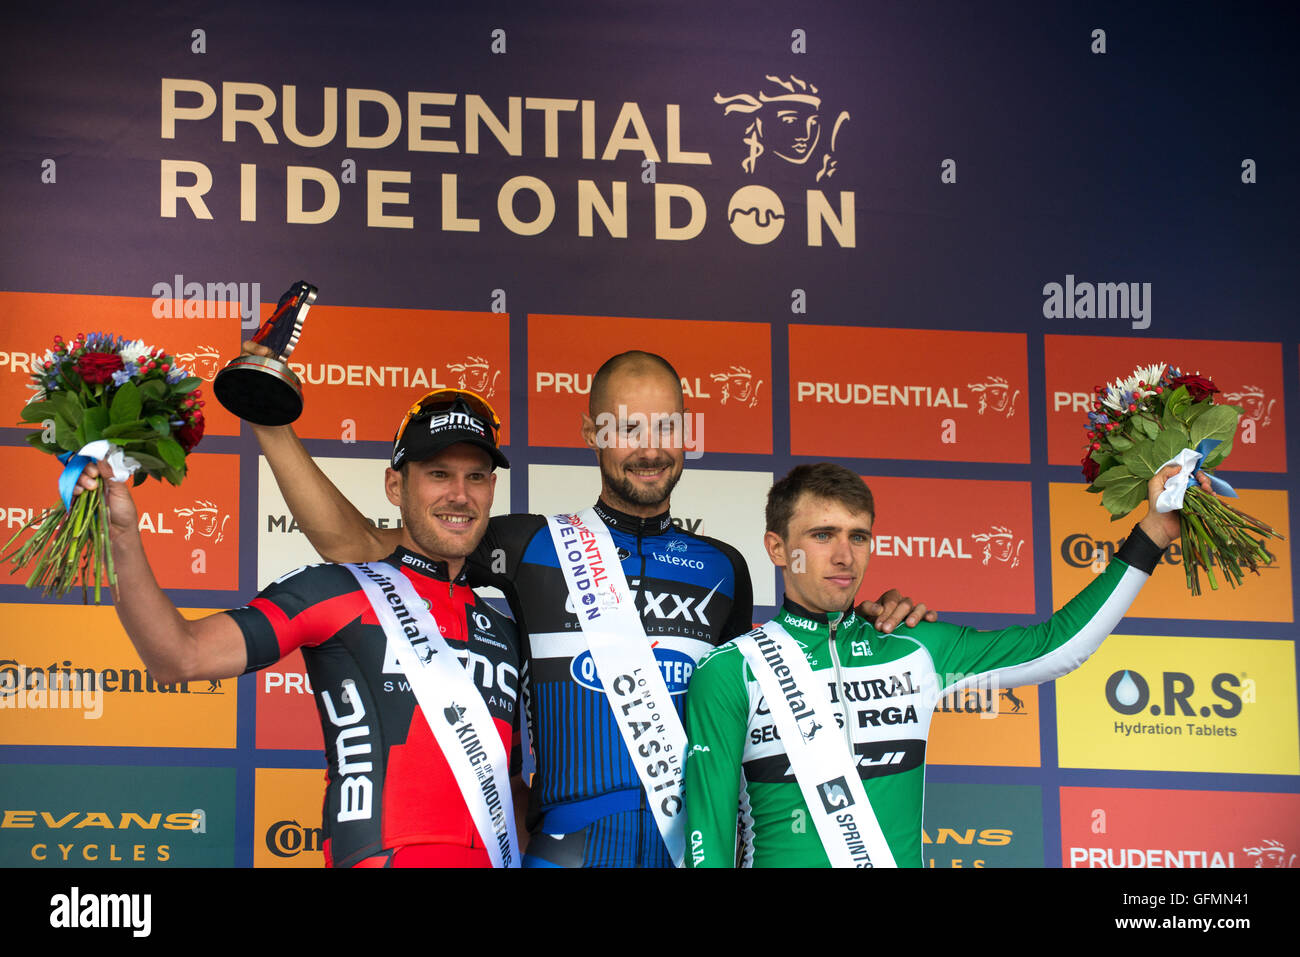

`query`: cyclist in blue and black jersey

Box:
[246,347,936,867]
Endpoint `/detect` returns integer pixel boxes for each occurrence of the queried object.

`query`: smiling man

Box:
[684,461,1197,868]
[79,390,525,868]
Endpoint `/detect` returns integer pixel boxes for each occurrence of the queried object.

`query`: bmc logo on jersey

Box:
[571,647,696,696]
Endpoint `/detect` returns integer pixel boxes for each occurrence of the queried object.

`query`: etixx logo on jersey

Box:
[571,646,696,696]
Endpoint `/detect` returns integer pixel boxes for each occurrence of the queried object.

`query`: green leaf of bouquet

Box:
[1106,433,1134,452]
[109,380,142,425]
[1202,435,1233,471]
[82,405,110,443]
[156,437,186,471]
[164,464,185,486]
[1150,428,1190,469]
[1101,475,1145,518]
[24,432,59,453]
[1137,415,1161,440]
[53,413,77,450]
[138,379,167,401]
[100,419,151,437]
[147,414,170,434]
[53,390,85,427]
[1119,438,1161,478]
[1184,402,1209,426]
[18,400,57,423]
[1189,404,1239,452]
[170,376,203,394]
[1166,385,1191,420]
[1092,465,1136,489]
[127,451,169,473]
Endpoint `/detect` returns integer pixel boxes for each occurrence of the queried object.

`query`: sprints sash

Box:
[735,621,896,868]
[546,510,687,867]
[345,562,519,868]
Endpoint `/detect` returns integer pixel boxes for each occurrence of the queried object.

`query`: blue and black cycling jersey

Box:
[468,500,753,867]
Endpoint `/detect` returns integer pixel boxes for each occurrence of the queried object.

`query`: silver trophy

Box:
[213,280,316,425]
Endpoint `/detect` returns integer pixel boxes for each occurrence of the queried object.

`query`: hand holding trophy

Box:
[213,280,317,425]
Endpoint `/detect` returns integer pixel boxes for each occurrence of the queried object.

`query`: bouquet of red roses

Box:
[1081,363,1282,595]
[2,332,206,600]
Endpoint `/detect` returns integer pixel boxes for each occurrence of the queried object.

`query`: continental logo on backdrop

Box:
[1055,634,1299,776]
[1049,483,1291,621]
[3,447,240,591]
[854,476,1035,614]
[254,769,326,868]
[928,686,1040,768]
[0,764,235,867]
[0,605,236,748]
[1044,335,1286,472]
[922,783,1044,868]
[0,291,243,438]
[1060,786,1300,868]
[527,314,772,455]
[255,650,324,751]
[788,326,1029,462]
[279,306,510,444]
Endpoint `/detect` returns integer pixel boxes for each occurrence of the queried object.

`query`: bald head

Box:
[589,350,683,416]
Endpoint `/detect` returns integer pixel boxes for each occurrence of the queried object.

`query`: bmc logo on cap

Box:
[429,410,485,436]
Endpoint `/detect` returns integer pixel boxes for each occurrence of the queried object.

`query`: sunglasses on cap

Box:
[393,387,502,447]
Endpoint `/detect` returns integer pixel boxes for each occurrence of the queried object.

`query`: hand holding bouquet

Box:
[2,332,206,600]
[1081,363,1282,595]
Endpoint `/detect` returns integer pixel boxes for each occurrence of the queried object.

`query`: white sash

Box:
[545,509,688,867]
[345,562,519,868]
[735,621,896,868]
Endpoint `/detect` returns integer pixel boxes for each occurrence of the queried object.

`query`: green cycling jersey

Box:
[683,526,1163,867]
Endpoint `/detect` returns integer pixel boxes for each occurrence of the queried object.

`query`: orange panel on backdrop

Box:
[789,326,1029,462]
[527,314,772,454]
[1049,483,1292,621]
[283,306,510,444]
[1,448,239,591]
[856,476,1036,614]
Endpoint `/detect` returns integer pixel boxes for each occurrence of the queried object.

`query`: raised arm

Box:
[243,339,399,563]
[83,462,247,685]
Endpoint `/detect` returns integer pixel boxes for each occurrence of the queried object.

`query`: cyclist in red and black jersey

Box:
[74,390,525,867]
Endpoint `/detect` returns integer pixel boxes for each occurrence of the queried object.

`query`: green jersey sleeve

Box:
[684,643,749,868]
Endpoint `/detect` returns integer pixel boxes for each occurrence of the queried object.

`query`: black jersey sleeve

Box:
[466,513,546,590]
[707,536,755,640]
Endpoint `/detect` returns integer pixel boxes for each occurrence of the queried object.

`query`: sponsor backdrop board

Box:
[0,2,1296,869]
[253,768,327,868]
[1060,787,1300,869]
[1055,634,1299,776]
[0,765,236,867]
[922,783,1044,868]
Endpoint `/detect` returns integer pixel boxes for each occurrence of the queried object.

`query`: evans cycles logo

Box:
[571,646,696,696]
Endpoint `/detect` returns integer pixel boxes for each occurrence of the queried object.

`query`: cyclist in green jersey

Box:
[684,461,1204,867]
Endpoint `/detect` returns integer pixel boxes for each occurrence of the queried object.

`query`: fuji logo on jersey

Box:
[571,647,696,696]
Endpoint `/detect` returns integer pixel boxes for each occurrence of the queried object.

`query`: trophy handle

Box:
[213,280,317,426]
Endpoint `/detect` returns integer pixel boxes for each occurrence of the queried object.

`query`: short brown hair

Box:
[589,350,683,415]
[766,463,875,539]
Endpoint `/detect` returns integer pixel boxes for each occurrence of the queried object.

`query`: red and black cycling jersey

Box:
[226,547,522,868]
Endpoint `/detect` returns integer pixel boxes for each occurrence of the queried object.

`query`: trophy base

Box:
[213,356,304,426]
